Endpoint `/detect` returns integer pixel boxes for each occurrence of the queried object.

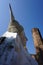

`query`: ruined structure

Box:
[32,28,43,65]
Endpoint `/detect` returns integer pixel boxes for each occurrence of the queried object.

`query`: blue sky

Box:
[0,0,43,54]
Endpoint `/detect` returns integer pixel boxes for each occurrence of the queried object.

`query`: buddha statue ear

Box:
[20,31,28,41]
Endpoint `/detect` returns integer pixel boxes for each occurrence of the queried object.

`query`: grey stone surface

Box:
[0,32,38,65]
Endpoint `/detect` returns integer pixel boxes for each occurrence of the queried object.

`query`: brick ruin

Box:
[32,28,43,65]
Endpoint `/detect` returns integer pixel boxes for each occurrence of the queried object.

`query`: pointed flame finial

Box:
[9,3,15,21]
[8,3,24,35]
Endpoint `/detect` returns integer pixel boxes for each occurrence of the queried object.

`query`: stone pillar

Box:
[32,28,43,65]
[32,28,42,47]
